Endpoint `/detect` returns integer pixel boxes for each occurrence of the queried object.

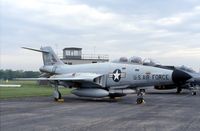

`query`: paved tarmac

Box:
[0,89,200,131]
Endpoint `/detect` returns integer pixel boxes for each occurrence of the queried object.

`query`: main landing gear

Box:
[136,89,145,104]
[53,81,63,102]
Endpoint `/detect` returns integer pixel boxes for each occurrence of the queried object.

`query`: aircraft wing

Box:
[16,73,102,82]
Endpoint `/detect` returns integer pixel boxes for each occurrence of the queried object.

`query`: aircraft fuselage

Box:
[40,62,176,88]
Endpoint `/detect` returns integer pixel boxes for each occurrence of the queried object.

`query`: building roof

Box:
[63,47,82,50]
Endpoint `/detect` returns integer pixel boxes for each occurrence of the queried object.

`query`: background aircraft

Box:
[19,47,198,104]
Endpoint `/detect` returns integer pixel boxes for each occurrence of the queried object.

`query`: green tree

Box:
[0,70,40,80]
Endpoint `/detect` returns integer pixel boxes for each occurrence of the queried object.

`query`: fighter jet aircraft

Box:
[19,46,197,104]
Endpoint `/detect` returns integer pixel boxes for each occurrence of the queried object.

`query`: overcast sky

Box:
[0,0,200,71]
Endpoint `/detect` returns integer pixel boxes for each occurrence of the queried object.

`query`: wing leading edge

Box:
[16,73,103,83]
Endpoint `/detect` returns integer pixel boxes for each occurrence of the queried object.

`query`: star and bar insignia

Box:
[109,69,126,82]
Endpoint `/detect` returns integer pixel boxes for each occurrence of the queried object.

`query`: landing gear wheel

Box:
[53,81,62,101]
[136,89,145,104]
[54,90,61,101]
[136,98,144,104]
[109,96,116,100]
[192,92,197,96]
[176,87,182,94]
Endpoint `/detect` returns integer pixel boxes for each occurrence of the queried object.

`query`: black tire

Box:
[54,91,61,101]
[136,98,144,104]
[192,92,197,95]
[109,96,116,100]
[54,98,58,101]
[176,87,182,94]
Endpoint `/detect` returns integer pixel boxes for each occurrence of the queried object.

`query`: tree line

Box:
[0,70,40,80]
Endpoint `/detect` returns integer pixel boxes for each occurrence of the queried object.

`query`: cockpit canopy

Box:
[119,57,128,63]
[143,58,157,66]
[112,56,143,64]
[129,56,143,64]
[111,57,196,73]
[112,56,161,66]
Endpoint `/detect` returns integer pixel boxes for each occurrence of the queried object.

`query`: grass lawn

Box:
[0,80,71,99]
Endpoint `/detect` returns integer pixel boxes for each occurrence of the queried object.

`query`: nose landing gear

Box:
[136,89,145,104]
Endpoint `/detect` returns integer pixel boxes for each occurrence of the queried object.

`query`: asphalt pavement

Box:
[0,89,200,131]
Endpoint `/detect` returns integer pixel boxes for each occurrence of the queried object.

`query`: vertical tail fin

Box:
[40,46,64,65]
[22,46,64,65]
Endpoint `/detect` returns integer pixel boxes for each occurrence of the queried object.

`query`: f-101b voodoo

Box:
[17,46,199,104]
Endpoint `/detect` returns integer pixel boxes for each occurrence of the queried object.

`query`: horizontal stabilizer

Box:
[22,47,49,53]
[22,46,64,65]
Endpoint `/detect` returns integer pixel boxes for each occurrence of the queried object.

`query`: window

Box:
[74,50,79,56]
[65,50,70,56]
[135,68,139,71]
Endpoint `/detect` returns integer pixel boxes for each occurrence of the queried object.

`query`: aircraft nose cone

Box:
[172,69,192,84]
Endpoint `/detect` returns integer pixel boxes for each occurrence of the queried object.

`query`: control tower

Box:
[62,47,109,65]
